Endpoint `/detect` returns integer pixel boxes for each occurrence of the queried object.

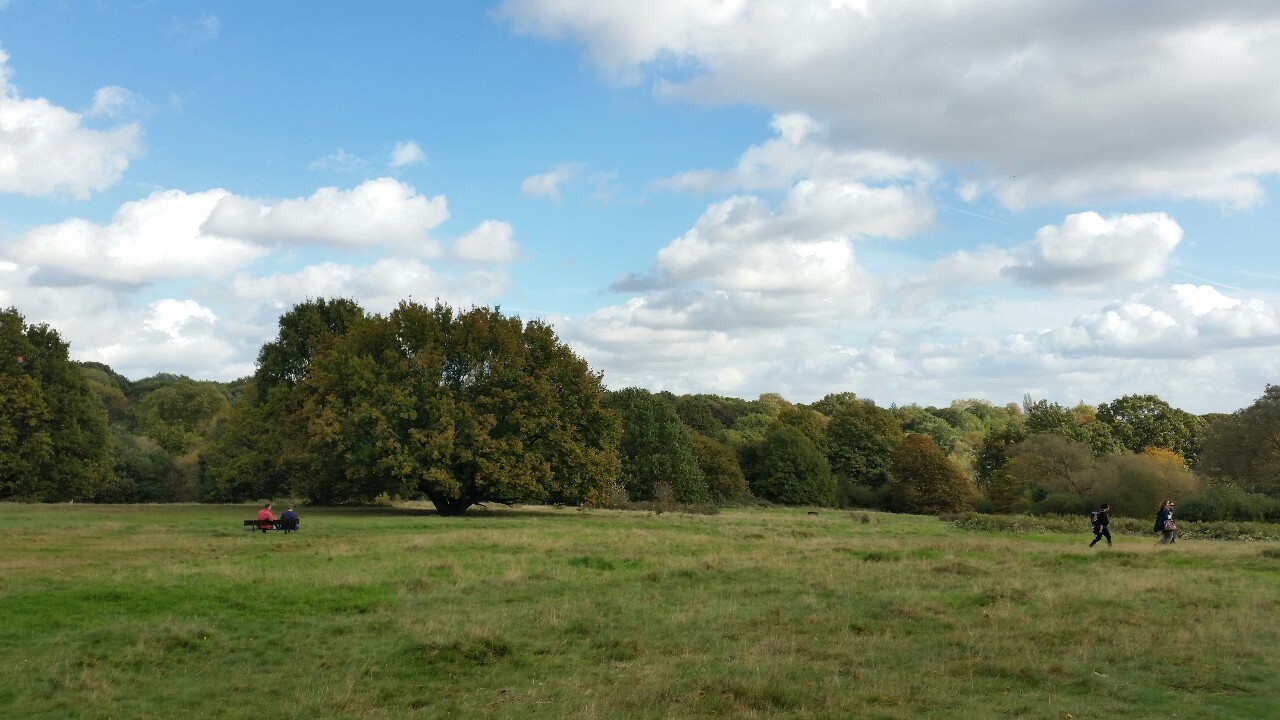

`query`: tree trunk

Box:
[429,494,474,516]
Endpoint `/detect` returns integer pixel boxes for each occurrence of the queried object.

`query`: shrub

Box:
[1177,486,1280,522]
[1030,492,1092,516]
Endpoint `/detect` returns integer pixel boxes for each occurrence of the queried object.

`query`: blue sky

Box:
[2,1,1278,414]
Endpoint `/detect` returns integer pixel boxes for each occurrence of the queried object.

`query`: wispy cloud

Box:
[389,140,426,168]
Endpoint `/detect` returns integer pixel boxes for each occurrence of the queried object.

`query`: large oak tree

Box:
[293,301,620,514]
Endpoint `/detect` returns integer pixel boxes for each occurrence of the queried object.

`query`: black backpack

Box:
[1089,510,1100,527]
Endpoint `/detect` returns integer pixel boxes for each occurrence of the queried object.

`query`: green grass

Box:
[2,503,1279,719]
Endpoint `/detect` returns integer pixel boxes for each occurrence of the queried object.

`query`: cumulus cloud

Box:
[202,178,449,252]
[231,259,509,316]
[454,220,520,263]
[0,47,141,198]
[3,179,469,288]
[8,189,267,286]
[499,0,1280,207]
[662,112,936,193]
[557,285,1280,414]
[389,140,426,168]
[896,211,1184,310]
[1043,284,1280,358]
[521,163,585,200]
[1004,212,1183,290]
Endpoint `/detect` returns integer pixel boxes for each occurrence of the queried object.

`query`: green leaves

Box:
[263,300,621,514]
[0,307,113,501]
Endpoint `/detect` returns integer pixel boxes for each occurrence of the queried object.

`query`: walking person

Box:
[1154,499,1176,545]
[1089,503,1112,547]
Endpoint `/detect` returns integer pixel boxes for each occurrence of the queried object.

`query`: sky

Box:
[1,1,1278,414]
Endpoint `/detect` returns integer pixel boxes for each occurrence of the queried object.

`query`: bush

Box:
[841,483,889,510]
[1177,486,1280,522]
[1030,492,1091,516]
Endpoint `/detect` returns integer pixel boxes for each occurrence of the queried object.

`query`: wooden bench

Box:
[243,518,300,533]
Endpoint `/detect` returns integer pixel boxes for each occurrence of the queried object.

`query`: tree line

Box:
[3,302,1278,520]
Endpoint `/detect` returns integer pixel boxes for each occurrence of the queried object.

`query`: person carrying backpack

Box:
[1089,503,1112,547]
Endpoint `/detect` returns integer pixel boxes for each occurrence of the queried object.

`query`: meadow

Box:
[2,503,1278,719]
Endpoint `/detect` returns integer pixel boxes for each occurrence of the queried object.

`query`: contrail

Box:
[1169,269,1249,293]
[942,205,1008,225]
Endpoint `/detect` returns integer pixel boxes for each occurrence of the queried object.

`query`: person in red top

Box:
[256,502,276,532]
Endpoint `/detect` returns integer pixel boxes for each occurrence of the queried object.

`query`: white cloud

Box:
[521,162,585,200]
[661,112,936,193]
[231,259,509,316]
[454,220,520,263]
[0,47,141,198]
[559,286,1280,414]
[8,189,266,285]
[1043,284,1280,358]
[308,148,369,173]
[88,86,145,118]
[202,177,449,252]
[389,140,426,168]
[499,1,1280,207]
[1005,212,1183,291]
[896,211,1184,307]
[4,179,463,287]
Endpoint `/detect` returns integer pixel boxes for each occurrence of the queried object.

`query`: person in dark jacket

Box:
[1089,503,1112,547]
[1154,499,1176,545]
[278,504,300,532]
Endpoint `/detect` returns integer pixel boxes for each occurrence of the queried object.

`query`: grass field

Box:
[2,503,1278,719]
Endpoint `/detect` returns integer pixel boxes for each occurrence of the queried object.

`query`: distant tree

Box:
[775,406,829,454]
[974,422,1029,486]
[109,430,178,503]
[1024,398,1121,456]
[690,433,750,501]
[726,412,779,449]
[887,433,975,514]
[750,425,835,506]
[1199,384,1280,496]
[675,395,729,439]
[808,392,860,418]
[133,378,230,454]
[605,387,708,503]
[0,308,114,501]
[1096,394,1206,465]
[78,363,131,424]
[826,400,903,501]
[202,387,296,501]
[985,468,1031,514]
[897,405,961,453]
[1004,434,1098,498]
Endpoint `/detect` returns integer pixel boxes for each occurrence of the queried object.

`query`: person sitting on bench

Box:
[256,502,276,532]
[278,504,300,532]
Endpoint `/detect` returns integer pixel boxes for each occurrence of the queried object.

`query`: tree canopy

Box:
[0,308,113,501]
